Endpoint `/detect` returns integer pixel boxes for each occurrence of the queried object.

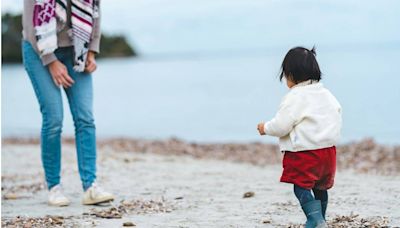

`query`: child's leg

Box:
[313,188,328,220]
[294,185,314,204]
[312,188,328,201]
[294,185,327,227]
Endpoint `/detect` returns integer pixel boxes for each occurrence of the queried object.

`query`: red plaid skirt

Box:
[280,146,336,190]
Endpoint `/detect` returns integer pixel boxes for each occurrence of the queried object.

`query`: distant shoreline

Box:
[1,13,137,63]
[3,137,399,175]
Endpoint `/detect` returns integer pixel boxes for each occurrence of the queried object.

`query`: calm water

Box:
[3,0,400,143]
[2,47,400,144]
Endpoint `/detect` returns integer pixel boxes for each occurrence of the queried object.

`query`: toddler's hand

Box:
[257,122,266,135]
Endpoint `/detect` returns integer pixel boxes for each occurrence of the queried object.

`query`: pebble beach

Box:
[1,138,399,227]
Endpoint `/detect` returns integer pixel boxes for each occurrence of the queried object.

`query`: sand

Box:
[1,139,400,227]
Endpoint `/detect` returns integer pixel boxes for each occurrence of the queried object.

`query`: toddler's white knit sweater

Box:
[264,80,342,152]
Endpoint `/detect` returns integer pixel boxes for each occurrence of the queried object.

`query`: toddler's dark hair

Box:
[279,46,321,84]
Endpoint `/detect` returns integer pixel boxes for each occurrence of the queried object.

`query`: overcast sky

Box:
[2,0,400,55]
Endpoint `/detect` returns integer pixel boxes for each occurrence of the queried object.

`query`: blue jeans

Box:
[22,40,96,191]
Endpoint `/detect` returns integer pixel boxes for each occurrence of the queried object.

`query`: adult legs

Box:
[22,40,64,190]
[61,48,97,191]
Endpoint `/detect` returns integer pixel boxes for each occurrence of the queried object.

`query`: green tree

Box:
[1,13,137,63]
[2,13,23,63]
[98,34,136,58]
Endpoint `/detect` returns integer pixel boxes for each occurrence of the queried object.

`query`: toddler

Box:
[257,47,342,228]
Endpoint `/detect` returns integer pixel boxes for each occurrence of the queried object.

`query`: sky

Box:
[2,0,400,55]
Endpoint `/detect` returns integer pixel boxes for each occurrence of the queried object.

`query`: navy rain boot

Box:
[301,200,327,228]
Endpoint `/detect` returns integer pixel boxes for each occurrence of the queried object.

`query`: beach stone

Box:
[243,191,255,198]
[23,222,32,228]
[262,219,271,224]
[49,216,63,225]
[123,221,136,226]
[3,193,19,200]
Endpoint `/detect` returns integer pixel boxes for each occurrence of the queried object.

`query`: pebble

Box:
[3,193,18,200]
[243,191,255,198]
[88,198,175,221]
[262,219,271,224]
[123,221,136,226]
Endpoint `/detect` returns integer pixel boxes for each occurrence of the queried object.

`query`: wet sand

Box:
[2,138,399,227]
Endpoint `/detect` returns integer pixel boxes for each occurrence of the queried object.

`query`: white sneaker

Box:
[82,182,114,205]
[48,185,70,207]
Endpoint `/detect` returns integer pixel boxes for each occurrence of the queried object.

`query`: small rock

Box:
[23,222,32,228]
[243,191,255,198]
[3,193,18,200]
[262,219,271,224]
[123,221,136,226]
[49,216,63,225]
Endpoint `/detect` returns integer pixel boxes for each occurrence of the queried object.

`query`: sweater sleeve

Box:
[41,53,58,66]
[264,93,301,137]
[88,8,101,53]
[23,0,58,66]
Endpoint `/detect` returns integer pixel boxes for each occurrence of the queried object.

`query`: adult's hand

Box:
[48,60,75,88]
[85,51,97,73]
